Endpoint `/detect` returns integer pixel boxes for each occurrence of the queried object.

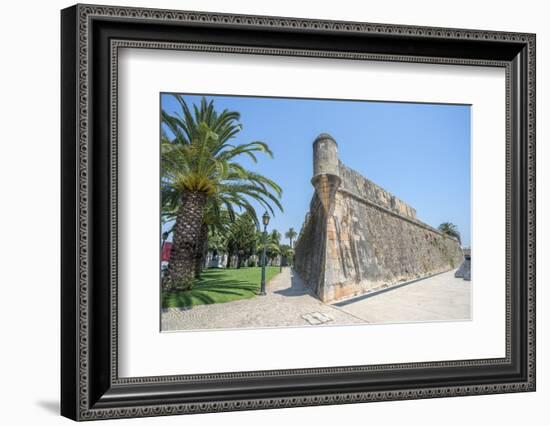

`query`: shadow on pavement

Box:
[273,270,315,297]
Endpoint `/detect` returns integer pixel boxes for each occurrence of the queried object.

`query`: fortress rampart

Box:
[294,133,464,303]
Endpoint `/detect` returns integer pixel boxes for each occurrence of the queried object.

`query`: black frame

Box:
[61,4,536,421]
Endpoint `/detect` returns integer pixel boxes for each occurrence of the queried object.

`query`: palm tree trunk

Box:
[163,190,207,291]
[194,223,208,278]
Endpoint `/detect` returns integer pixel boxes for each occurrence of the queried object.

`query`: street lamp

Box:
[260,211,270,295]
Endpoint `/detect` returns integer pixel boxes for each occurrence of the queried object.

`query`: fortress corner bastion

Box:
[294,134,464,303]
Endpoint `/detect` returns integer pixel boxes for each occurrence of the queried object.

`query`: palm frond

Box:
[161,95,283,231]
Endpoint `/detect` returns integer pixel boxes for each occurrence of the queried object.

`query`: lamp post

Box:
[260,211,270,296]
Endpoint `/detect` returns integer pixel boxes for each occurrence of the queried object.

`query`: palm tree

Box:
[285,227,297,248]
[162,191,243,278]
[161,96,282,290]
[279,244,294,267]
[438,222,461,243]
[194,206,232,277]
[256,230,281,265]
[226,213,258,269]
[270,229,282,245]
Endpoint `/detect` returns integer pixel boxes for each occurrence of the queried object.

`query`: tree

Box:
[280,244,294,267]
[438,222,461,243]
[193,206,232,277]
[163,196,236,277]
[257,229,282,265]
[270,229,281,245]
[207,227,229,255]
[226,213,258,268]
[161,96,282,290]
[285,227,297,248]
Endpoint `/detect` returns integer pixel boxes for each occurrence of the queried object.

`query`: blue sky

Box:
[161,93,471,247]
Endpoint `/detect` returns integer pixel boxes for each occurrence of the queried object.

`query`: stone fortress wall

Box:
[294,133,464,303]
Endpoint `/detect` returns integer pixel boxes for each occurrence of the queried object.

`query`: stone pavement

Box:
[161,268,471,332]
[333,269,471,324]
[161,268,364,331]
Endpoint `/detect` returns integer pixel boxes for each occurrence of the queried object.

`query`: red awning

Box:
[161,242,173,262]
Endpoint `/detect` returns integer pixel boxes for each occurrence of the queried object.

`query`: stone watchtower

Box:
[312,133,341,214]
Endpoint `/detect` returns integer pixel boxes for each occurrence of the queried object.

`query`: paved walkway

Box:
[162,268,364,331]
[161,268,471,332]
[334,269,471,324]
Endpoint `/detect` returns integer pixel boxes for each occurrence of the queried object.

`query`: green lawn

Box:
[162,266,281,309]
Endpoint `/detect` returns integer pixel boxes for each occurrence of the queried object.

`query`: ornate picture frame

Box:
[61,4,535,420]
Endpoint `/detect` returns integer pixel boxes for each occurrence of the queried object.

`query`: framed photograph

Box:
[61,4,536,421]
